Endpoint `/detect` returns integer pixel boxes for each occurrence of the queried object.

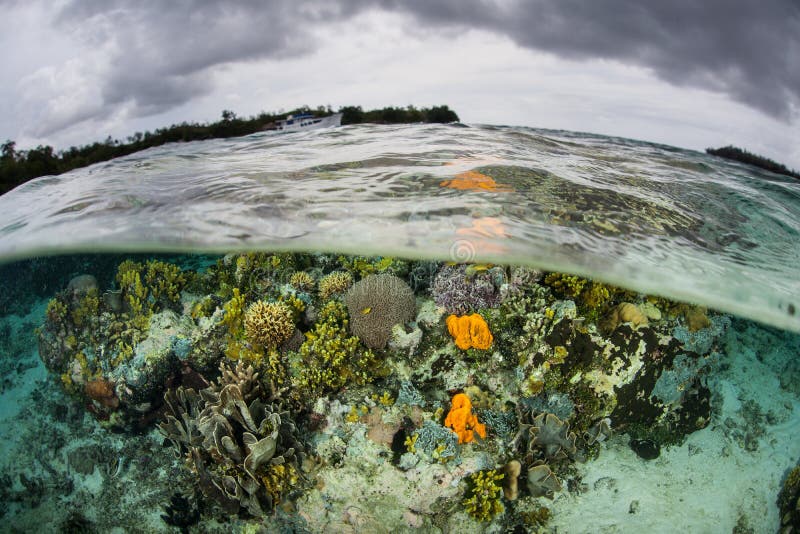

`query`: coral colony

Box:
[36,252,744,530]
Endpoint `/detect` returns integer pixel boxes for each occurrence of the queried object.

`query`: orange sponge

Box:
[446,313,493,350]
[444,393,486,444]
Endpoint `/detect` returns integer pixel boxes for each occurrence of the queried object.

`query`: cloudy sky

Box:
[2,0,799,168]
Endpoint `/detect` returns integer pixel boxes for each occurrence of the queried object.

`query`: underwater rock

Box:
[778,464,800,532]
[111,310,194,406]
[66,274,98,301]
[344,274,416,349]
[388,323,423,355]
[630,438,660,460]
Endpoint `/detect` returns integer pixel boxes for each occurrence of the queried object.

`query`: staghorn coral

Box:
[444,393,487,444]
[159,361,304,516]
[462,469,505,522]
[446,313,493,350]
[431,264,502,314]
[244,300,295,350]
[318,271,353,300]
[344,274,416,350]
[289,271,315,292]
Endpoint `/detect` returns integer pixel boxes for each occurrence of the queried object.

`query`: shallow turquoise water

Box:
[0,123,798,331]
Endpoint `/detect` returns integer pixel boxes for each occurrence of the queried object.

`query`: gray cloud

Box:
[382,0,800,121]
[45,0,800,135]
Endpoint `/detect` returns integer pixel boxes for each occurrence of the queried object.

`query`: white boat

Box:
[275,112,342,132]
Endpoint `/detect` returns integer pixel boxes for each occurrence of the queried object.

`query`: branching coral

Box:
[431,264,502,314]
[318,271,353,300]
[344,274,416,349]
[244,300,295,350]
[444,393,487,444]
[462,469,504,522]
[289,271,315,292]
[446,313,493,350]
[291,301,381,400]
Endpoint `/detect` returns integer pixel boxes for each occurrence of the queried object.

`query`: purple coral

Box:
[431,264,502,315]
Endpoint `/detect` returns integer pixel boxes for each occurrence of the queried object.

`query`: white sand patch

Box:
[550,324,800,533]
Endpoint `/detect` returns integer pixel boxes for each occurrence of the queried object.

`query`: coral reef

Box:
[28,251,743,530]
[779,464,800,532]
[344,274,416,349]
[444,393,487,444]
[446,313,493,350]
[291,300,381,399]
[159,361,305,515]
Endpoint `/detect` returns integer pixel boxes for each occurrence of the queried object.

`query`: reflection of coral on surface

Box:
[444,393,486,444]
[446,313,493,350]
[454,216,509,256]
[440,170,513,192]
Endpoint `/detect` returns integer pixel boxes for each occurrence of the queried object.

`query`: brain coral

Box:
[244,300,295,349]
[344,274,416,349]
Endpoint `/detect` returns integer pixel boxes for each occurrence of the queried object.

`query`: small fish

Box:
[361,307,372,315]
[464,263,495,278]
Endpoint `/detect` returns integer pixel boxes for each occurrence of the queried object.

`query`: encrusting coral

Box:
[444,393,487,444]
[243,300,295,350]
[344,273,416,349]
[446,313,493,350]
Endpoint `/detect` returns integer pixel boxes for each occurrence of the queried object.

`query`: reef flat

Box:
[1,252,799,532]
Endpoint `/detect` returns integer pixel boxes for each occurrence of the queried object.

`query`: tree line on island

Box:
[0,104,460,195]
[705,145,800,180]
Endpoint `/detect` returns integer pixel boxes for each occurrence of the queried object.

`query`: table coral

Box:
[444,393,487,444]
[446,313,493,350]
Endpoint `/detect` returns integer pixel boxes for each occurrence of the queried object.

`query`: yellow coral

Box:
[318,271,353,300]
[446,314,493,350]
[289,271,315,292]
[444,393,486,444]
[462,469,505,522]
[243,300,295,349]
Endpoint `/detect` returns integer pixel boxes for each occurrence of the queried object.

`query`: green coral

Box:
[462,469,505,522]
[291,301,381,400]
[544,272,587,299]
[337,255,408,279]
[71,289,99,328]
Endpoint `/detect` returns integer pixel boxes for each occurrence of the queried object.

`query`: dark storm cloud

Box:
[382,0,800,120]
[48,0,799,134]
